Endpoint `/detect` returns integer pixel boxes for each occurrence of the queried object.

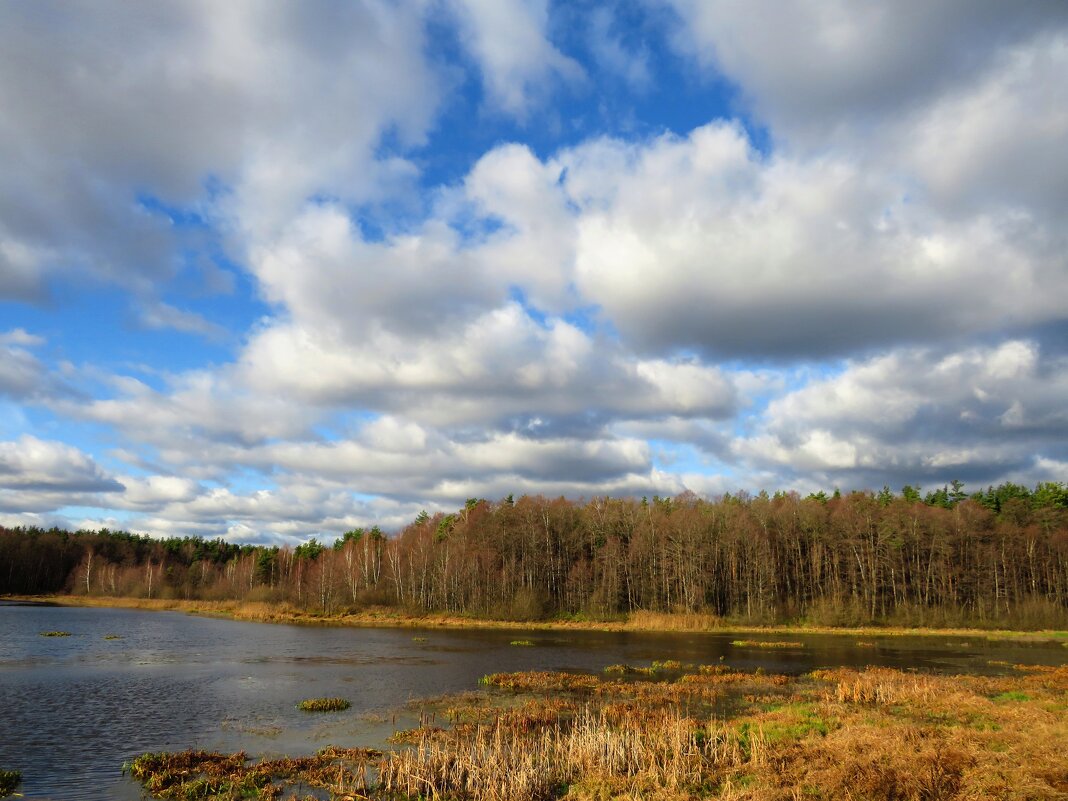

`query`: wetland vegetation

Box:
[296,698,351,712]
[128,660,1068,800]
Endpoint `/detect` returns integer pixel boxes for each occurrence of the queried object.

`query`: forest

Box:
[2,481,1067,629]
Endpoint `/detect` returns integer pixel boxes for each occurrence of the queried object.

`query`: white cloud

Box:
[736,340,1068,486]
[0,435,121,494]
[445,0,584,117]
[0,0,442,297]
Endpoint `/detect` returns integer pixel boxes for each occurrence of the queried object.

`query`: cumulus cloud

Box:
[3,2,1067,541]
[0,436,121,499]
[444,0,584,117]
[0,0,441,298]
[737,340,1068,488]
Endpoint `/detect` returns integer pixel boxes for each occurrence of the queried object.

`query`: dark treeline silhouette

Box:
[2,482,1067,628]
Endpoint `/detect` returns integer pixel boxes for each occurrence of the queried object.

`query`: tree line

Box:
[2,481,1067,628]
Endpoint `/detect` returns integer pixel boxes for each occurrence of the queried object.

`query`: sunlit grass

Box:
[296,697,350,712]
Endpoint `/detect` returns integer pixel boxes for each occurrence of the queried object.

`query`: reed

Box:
[130,662,1068,800]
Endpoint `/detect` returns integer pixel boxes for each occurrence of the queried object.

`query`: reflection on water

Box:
[0,601,1065,800]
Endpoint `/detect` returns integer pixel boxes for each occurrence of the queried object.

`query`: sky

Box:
[1,1,1067,545]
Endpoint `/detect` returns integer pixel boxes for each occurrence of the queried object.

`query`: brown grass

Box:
[12,594,1068,642]
[129,660,1068,801]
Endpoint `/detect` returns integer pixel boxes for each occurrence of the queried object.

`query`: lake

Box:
[1,600,1065,800]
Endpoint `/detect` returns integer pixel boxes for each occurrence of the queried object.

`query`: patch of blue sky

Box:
[220,469,277,496]
[410,2,757,194]
[649,439,720,474]
[56,506,134,527]
[508,286,550,329]
[0,401,31,437]
[313,413,378,444]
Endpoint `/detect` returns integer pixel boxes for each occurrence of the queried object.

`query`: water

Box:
[1,601,1065,800]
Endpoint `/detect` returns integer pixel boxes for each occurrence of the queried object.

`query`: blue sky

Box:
[1,1,1066,544]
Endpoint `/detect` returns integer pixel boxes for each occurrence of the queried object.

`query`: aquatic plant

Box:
[296,697,350,712]
[0,769,20,797]
[104,633,123,640]
[130,661,1068,801]
[128,747,379,799]
[509,639,534,646]
[731,639,803,648]
[39,630,71,637]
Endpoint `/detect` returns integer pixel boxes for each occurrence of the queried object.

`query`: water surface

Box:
[1,601,1065,800]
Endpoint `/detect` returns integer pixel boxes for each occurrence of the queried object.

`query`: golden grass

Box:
[13,595,1068,642]
[129,660,1068,801]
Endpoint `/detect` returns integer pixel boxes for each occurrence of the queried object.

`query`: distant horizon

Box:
[1,2,1066,546]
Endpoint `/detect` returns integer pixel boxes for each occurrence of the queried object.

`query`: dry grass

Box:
[129,660,1068,801]
[14,595,1068,642]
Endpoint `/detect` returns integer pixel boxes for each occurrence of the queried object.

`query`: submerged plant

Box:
[509,639,534,646]
[39,630,71,637]
[731,639,803,649]
[104,634,123,640]
[0,769,20,797]
[297,697,351,712]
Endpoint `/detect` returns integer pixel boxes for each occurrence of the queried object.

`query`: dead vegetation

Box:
[130,662,1068,801]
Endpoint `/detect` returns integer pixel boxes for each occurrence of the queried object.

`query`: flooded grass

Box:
[129,661,1068,800]
[38,630,71,637]
[103,633,123,640]
[296,697,351,712]
[509,639,535,646]
[0,769,20,797]
[731,639,804,649]
[127,747,380,799]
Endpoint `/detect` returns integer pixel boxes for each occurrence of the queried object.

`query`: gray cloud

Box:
[736,339,1068,489]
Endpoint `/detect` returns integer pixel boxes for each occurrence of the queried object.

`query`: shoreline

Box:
[6,594,1067,642]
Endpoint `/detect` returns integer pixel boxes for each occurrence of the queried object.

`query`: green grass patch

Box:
[991,691,1031,703]
[731,639,803,649]
[39,630,71,637]
[297,697,351,712]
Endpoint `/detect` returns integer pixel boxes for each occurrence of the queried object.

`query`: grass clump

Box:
[103,633,123,640]
[509,639,535,646]
[128,747,380,799]
[39,630,71,637]
[0,770,20,797]
[731,639,803,649]
[296,697,350,712]
[131,660,1068,801]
